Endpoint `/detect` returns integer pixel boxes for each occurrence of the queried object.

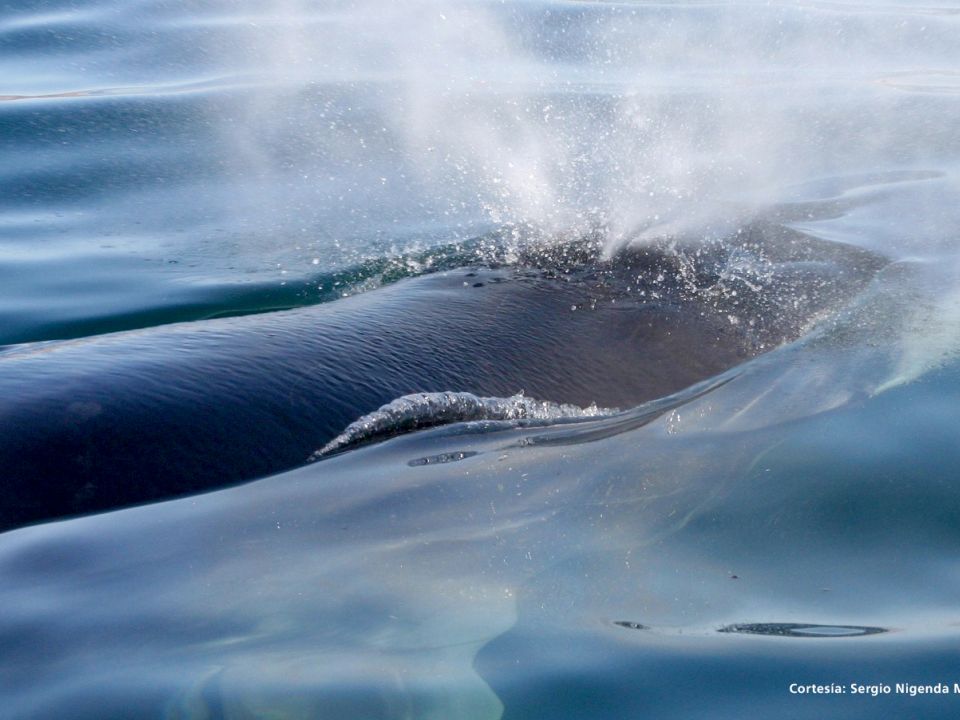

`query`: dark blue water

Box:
[3,1,960,717]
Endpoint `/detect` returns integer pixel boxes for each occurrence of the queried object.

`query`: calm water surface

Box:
[2,0,960,717]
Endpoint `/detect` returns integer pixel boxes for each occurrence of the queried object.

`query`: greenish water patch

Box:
[0,233,523,346]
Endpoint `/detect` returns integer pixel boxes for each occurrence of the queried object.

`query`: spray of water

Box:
[209,0,960,381]
[213,0,958,249]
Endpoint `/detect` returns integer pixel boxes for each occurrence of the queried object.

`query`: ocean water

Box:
[3,0,960,717]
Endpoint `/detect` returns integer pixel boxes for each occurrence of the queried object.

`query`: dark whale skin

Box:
[0,228,885,531]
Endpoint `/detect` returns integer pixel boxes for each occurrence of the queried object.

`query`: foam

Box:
[312,391,616,458]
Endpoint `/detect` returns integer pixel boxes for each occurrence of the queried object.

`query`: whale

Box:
[0,251,954,720]
[0,222,885,531]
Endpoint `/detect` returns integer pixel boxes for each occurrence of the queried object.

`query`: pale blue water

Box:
[3,0,960,717]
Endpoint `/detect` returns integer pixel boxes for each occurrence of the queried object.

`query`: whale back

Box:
[0,223,884,530]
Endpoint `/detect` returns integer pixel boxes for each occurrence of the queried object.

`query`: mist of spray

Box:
[213,0,960,258]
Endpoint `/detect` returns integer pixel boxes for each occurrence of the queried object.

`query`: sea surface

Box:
[3,0,960,717]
